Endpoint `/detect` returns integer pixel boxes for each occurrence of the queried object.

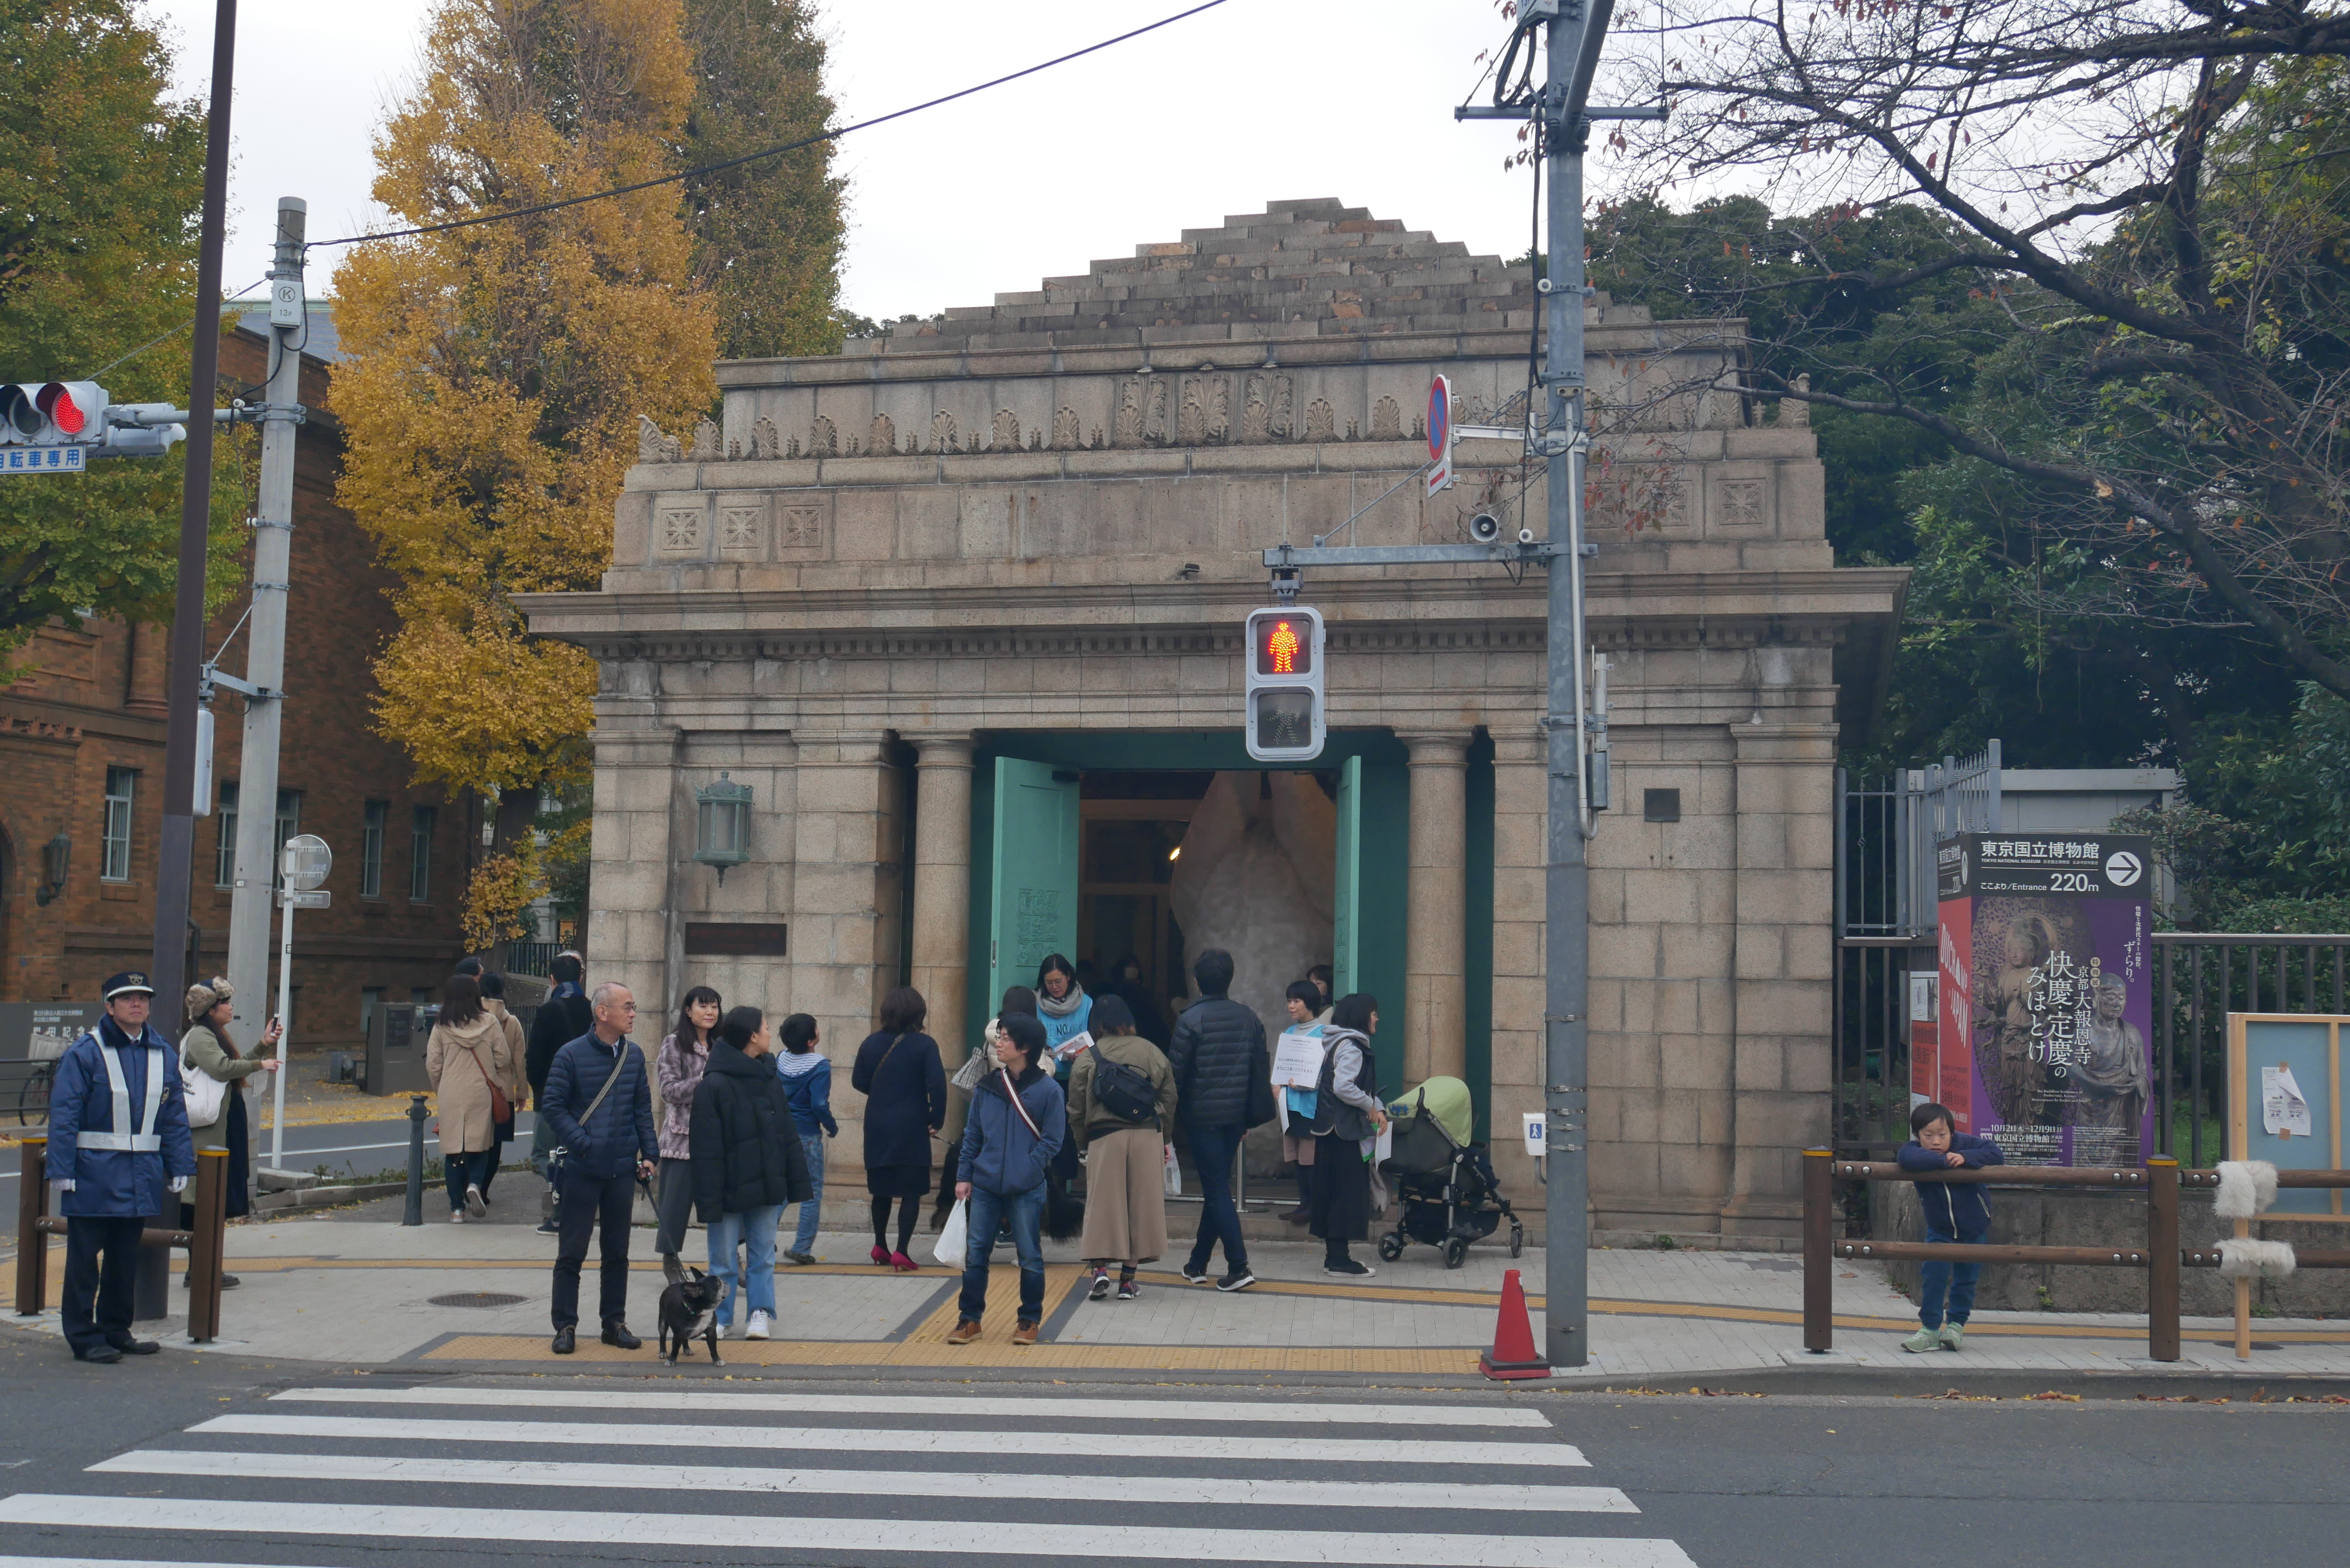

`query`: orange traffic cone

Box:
[1480,1267,1552,1380]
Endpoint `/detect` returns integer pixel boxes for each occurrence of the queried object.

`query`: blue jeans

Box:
[1183,1122,1248,1275]
[959,1183,1046,1325]
[706,1204,782,1326]
[1918,1220,1986,1330]
[443,1147,494,1210]
[790,1130,826,1253]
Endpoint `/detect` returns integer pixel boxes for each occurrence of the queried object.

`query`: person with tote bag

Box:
[178,978,279,1287]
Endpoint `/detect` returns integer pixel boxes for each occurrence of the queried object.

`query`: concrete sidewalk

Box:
[9,1193,2350,1382]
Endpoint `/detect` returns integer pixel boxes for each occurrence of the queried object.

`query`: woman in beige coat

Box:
[1067,993,1176,1301]
[425,973,514,1222]
[476,973,531,1199]
[179,977,280,1287]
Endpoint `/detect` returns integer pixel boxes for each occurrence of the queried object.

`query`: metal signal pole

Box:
[149,0,240,1012]
[1260,0,1655,1368]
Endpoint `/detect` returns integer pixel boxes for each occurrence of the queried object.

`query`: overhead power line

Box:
[310,0,1236,252]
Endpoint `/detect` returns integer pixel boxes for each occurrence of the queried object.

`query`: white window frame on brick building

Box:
[409,805,436,902]
[272,789,302,886]
[361,800,388,898]
[101,767,137,882]
[214,779,240,887]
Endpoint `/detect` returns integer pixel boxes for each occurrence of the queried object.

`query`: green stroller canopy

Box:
[1390,1074,1475,1148]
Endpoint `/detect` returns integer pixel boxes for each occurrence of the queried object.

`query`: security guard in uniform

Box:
[45,971,195,1363]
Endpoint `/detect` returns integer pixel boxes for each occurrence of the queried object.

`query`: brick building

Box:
[0,318,467,1053]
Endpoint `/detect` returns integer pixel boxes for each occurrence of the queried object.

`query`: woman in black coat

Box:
[852,986,946,1272]
[688,1007,812,1340]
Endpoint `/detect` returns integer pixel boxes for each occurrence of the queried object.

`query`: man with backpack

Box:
[1164,948,1265,1292]
[1066,994,1177,1301]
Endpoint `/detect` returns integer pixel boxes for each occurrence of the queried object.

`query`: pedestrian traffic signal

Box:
[1244,605,1325,761]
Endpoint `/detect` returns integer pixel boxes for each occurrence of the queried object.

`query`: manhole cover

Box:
[428,1292,528,1309]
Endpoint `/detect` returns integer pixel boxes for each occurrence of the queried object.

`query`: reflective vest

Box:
[78,1037,164,1153]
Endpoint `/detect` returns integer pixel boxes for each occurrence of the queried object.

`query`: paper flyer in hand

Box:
[1271,1025,1326,1088]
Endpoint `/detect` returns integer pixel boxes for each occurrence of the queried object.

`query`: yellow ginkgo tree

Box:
[333,0,720,936]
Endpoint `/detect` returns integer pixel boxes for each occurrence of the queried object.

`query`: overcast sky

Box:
[144,0,1579,321]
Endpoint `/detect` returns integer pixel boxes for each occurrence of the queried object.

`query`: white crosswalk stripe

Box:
[0,1497,1694,1568]
[192,1411,1586,1466]
[0,1384,1701,1567]
[94,1449,1641,1513]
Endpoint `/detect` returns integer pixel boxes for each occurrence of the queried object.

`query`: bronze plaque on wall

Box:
[684,922,789,957]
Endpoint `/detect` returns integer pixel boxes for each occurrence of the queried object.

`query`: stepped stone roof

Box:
[865,198,1554,355]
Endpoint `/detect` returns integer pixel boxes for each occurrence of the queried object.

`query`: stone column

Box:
[1398,729,1473,1084]
[907,733,976,1063]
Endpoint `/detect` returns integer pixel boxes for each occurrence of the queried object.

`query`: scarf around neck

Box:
[1037,984,1085,1019]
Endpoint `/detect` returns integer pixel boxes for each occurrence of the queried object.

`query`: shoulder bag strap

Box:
[998,1068,1043,1139]
[875,1032,905,1072]
[576,1043,629,1127]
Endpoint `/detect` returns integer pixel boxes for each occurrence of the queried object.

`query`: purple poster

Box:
[1935,831,2156,1166]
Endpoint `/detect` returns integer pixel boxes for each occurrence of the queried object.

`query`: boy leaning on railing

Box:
[1896,1102,2004,1353]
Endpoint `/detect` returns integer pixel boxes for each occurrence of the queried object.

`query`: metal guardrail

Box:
[14,1138,231,1342]
[1801,1148,2350,1363]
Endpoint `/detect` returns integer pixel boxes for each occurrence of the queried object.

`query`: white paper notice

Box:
[1271,1025,1326,1088]
[1052,1030,1094,1062]
[2262,1064,2313,1139]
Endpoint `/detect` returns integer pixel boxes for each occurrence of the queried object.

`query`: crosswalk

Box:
[0,1384,1699,1567]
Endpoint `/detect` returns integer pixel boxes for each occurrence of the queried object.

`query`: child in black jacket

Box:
[1895,1101,2004,1352]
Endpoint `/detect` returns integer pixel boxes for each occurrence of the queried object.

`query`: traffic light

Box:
[0,381,115,472]
[0,382,105,443]
[1244,604,1326,762]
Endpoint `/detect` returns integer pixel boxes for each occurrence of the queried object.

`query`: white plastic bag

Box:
[933,1197,969,1267]
[1163,1141,1183,1197]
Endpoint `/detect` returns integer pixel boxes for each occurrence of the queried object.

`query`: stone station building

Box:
[521,199,1905,1243]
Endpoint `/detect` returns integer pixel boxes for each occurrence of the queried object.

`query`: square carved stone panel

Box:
[776,493,832,559]
[716,496,768,560]
[655,497,710,560]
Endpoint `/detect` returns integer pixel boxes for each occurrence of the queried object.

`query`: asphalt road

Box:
[0,1336,2341,1568]
[2,1113,538,1185]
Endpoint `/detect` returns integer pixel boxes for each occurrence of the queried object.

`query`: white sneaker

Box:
[449,1210,465,1224]
[746,1310,771,1341]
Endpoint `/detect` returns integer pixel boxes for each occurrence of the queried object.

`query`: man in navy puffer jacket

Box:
[1896,1100,2005,1353]
[539,983,658,1355]
[947,1013,1064,1347]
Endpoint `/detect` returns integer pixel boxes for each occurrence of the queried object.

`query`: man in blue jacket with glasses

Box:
[46,971,195,1363]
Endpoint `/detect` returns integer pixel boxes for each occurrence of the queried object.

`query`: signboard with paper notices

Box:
[2229,1013,2349,1221]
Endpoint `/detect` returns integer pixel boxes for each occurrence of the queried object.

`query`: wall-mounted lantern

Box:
[693,774,752,882]
[34,834,70,906]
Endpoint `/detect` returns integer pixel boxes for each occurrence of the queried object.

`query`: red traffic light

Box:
[36,382,86,435]
[1254,614,1312,677]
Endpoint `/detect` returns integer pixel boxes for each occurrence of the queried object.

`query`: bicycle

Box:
[15,1061,52,1127]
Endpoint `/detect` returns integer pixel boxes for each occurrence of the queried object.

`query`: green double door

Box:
[986,754,1362,1007]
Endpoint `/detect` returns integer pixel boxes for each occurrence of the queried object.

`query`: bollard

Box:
[14,1138,48,1316]
[403,1093,429,1227]
[1802,1146,1834,1353]
[185,1149,229,1343]
[2146,1156,2180,1363]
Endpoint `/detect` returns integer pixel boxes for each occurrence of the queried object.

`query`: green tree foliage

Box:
[0,0,243,660]
[678,0,845,360]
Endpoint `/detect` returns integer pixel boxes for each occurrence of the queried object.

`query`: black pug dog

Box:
[656,1266,726,1366]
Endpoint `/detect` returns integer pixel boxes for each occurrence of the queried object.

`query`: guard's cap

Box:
[102,970,156,1001]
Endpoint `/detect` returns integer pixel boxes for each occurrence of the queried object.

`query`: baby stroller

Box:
[1376,1076,1524,1269]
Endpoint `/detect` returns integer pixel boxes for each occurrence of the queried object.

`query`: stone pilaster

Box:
[906,732,975,1065]
[1398,728,1473,1084]
[1487,728,1549,1228]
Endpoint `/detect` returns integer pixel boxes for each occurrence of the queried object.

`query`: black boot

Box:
[601,1320,642,1350]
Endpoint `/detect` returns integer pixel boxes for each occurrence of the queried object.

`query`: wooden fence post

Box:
[185,1148,229,1342]
[1803,1147,1834,1352]
[2146,1156,2180,1363]
[13,1139,45,1316]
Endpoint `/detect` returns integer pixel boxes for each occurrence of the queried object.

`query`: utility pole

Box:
[148,0,240,1012]
[1257,0,1656,1369]
[222,199,309,1079]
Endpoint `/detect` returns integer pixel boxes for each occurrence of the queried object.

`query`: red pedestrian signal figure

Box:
[1244,605,1324,761]
[1266,619,1299,674]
